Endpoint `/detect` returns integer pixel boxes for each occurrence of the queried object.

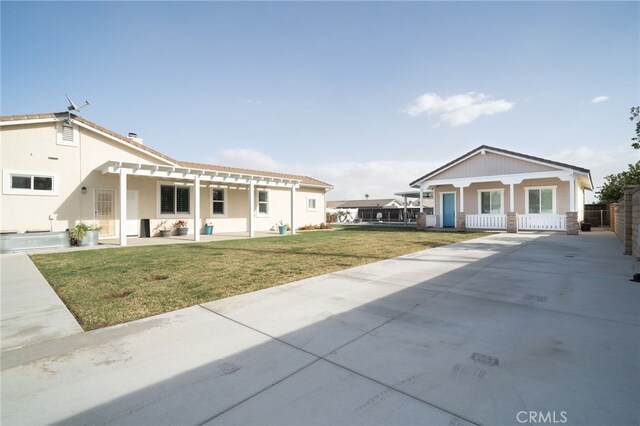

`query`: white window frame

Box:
[210,187,227,217]
[524,185,557,214]
[56,122,80,147]
[306,196,318,212]
[156,181,193,217]
[256,189,270,217]
[3,169,59,196]
[477,188,504,215]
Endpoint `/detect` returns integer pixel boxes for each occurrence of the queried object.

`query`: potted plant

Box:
[174,220,188,236]
[154,220,172,237]
[277,220,289,235]
[69,222,102,246]
[203,221,214,235]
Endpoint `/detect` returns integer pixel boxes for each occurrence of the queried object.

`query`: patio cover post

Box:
[403,195,408,227]
[193,175,200,242]
[459,186,465,212]
[419,187,424,213]
[290,185,296,235]
[248,181,255,238]
[119,169,127,247]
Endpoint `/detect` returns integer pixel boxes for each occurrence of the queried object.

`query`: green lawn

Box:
[30,226,486,331]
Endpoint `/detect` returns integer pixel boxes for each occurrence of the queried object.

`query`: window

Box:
[258,190,269,215]
[160,184,190,214]
[212,189,225,215]
[526,187,555,214]
[3,170,58,195]
[11,176,31,189]
[479,190,502,214]
[307,197,317,211]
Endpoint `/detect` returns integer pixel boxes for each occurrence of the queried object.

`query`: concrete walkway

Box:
[0,253,82,352]
[1,232,638,425]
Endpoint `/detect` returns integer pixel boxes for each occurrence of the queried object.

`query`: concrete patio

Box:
[1,231,638,425]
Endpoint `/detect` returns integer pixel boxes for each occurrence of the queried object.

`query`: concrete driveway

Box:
[1,232,638,425]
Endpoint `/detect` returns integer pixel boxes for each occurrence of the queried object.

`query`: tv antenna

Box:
[64,94,90,124]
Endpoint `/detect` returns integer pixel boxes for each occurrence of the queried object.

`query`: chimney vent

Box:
[128,132,144,145]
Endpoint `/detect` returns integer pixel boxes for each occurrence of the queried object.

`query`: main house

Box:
[1,112,332,245]
[410,145,593,233]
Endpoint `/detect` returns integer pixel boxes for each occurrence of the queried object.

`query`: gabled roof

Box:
[410,145,592,187]
[1,112,332,189]
[327,199,400,209]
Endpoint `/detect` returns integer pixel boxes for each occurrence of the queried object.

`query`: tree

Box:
[364,194,369,200]
[631,106,640,149]
[597,161,640,202]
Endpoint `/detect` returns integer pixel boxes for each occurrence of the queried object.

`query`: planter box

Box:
[176,228,188,236]
[203,225,214,235]
[278,226,288,235]
[79,230,100,247]
[159,230,171,237]
[1,231,70,253]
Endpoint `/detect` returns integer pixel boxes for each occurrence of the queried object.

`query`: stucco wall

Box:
[1,121,169,233]
[1,120,327,235]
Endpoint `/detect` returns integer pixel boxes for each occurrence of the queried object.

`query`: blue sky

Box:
[2,1,638,201]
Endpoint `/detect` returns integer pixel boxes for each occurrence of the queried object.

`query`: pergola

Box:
[100,161,301,246]
[393,189,434,226]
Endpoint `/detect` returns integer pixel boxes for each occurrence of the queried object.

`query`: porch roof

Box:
[410,145,593,190]
[100,161,301,188]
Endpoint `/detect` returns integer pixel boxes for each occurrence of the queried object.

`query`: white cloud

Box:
[206,148,439,200]
[207,148,280,171]
[589,96,609,104]
[552,144,637,202]
[304,160,440,200]
[206,144,639,205]
[403,92,514,127]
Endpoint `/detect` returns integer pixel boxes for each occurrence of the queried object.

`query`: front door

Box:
[126,190,139,236]
[442,193,455,227]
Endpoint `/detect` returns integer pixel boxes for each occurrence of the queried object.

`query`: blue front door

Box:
[442,193,455,227]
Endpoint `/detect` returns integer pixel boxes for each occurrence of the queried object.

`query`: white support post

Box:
[248,181,255,238]
[194,175,200,242]
[419,187,424,213]
[403,195,408,227]
[459,186,465,212]
[119,170,127,246]
[510,183,515,212]
[290,185,296,235]
[569,174,575,212]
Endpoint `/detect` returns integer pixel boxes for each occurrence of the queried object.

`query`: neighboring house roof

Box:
[410,145,592,188]
[1,113,332,189]
[327,199,400,209]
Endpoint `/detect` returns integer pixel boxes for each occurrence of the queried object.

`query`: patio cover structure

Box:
[101,161,301,246]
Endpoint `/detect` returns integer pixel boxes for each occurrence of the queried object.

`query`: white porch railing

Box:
[517,214,566,231]
[465,214,506,229]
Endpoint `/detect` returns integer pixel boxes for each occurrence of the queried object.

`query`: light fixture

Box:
[81,186,87,194]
